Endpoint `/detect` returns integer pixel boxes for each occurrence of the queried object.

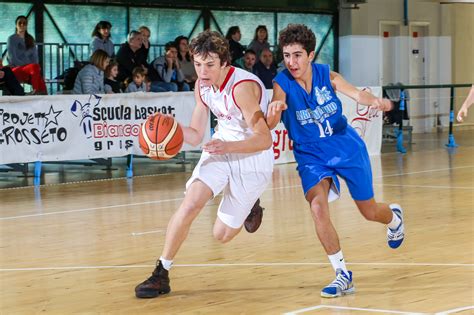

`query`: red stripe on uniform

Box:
[231,79,263,111]
[220,66,235,92]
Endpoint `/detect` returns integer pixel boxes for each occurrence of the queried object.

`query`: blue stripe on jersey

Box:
[274,63,347,144]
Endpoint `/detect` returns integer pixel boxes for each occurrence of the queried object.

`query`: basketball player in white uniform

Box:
[135,30,274,299]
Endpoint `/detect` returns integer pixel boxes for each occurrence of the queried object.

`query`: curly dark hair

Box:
[278,24,316,54]
[189,30,231,66]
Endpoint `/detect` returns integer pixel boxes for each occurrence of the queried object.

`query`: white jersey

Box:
[196,66,274,174]
[199,66,269,142]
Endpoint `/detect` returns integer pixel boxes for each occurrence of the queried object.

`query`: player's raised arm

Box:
[182,80,210,146]
[266,82,288,130]
[330,71,393,112]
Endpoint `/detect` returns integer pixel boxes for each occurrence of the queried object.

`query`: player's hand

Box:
[202,139,228,155]
[371,98,393,111]
[268,100,288,116]
[457,107,468,123]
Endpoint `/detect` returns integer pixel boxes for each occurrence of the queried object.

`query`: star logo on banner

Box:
[44,105,62,128]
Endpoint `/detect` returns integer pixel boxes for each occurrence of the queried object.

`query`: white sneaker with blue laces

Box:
[320,269,355,298]
[388,203,405,249]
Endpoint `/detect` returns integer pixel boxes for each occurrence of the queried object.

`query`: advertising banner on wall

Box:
[0,92,208,164]
[0,88,382,165]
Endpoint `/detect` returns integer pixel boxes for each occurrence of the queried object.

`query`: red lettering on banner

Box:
[93,122,141,138]
[273,129,293,161]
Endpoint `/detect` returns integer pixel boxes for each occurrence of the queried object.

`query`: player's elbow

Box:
[187,135,203,147]
[260,133,273,150]
[184,129,204,147]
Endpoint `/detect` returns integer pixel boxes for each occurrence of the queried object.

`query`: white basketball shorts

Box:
[186,149,274,228]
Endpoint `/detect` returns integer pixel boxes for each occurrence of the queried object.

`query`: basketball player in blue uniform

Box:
[266,24,405,298]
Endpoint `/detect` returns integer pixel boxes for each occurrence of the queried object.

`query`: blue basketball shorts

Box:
[293,126,374,202]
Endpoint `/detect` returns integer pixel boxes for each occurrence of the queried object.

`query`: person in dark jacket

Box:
[0,58,25,95]
[254,48,277,89]
[225,26,245,65]
[115,31,147,85]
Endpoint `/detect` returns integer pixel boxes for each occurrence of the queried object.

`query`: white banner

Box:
[0,88,382,165]
[272,87,383,164]
[0,92,209,164]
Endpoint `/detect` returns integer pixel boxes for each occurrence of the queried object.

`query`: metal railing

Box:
[383,83,472,153]
[1,42,165,94]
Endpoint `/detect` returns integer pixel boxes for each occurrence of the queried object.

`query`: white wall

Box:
[338,0,472,132]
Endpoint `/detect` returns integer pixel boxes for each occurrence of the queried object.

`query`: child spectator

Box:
[104,60,121,93]
[125,67,147,93]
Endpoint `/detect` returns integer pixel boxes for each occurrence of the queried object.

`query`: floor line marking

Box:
[376,166,473,178]
[283,304,426,315]
[374,183,473,190]
[1,165,473,221]
[0,197,184,221]
[434,305,474,314]
[131,229,164,236]
[1,261,472,272]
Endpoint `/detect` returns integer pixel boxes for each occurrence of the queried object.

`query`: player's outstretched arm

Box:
[266,82,288,130]
[183,82,210,146]
[202,81,272,155]
[457,85,474,123]
[330,71,393,112]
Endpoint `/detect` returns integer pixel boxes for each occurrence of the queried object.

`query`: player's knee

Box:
[177,204,201,223]
[213,229,233,243]
[309,200,329,222]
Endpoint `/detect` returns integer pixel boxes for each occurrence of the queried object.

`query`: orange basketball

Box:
[138,113,184,160]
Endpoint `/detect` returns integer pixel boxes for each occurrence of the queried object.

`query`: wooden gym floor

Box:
[0,130,473,314]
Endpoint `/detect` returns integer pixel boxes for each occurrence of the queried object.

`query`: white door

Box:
[409,24,429,132]
[380,22,401,86]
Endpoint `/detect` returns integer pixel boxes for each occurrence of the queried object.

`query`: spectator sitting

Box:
[248,25,270,58]
[125,67,148,93]
[6,15,47,94]
[0,58,25,95]
[254,48,277,89]
[90,21,114,57]
[104,60,121,93]
[73,49,109,94]
[150,41,190,92]
[242,49,257,74]
[116,30,146,85]
[225,26,245,65]
[175,35,197,90]
[137,26,151,65]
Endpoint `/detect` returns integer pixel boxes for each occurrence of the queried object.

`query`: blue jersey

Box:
[274,63,374,201]
[274,63,347,144]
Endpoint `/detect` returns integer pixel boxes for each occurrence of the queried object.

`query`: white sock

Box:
[388,206,402,230]
[159,256,173,270]
[328,250,348,276]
